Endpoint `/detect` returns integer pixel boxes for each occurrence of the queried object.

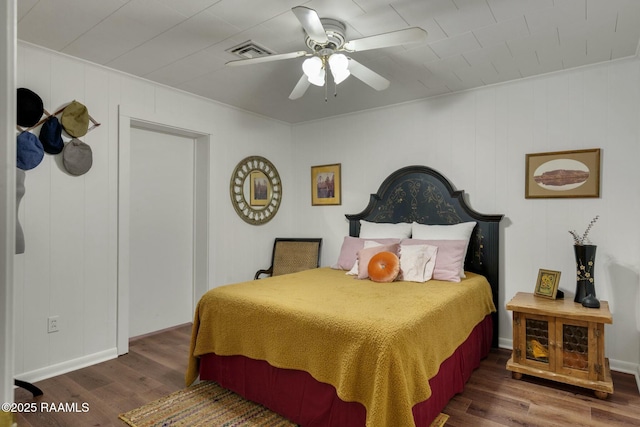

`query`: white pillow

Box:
[411,221,476,277]
[399,244,438,282]
[359,220,412,239]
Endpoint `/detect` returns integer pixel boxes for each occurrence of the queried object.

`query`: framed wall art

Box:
[525,148,601,198]
[230,156,282,225]
[534,269,561,299]
[311,163,341,206]
[249,170,270,206]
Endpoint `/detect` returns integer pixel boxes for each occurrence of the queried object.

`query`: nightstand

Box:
[506,292,613,399]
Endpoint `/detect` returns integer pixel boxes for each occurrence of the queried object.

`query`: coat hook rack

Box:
[16,103,101,134]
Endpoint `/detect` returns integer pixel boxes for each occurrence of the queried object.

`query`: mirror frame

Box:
[230,156,282,225]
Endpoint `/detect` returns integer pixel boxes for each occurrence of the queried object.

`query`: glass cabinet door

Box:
[514,312,555,370]
[561,323,589,370]
[525,317,550,365]
[555,319,597,381]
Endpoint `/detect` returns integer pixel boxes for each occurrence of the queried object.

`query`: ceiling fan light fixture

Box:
[307,70,326,86]
[328,53,350,84]
[332,69,350,84]
[303,56,322,77]
[303,56,326,86]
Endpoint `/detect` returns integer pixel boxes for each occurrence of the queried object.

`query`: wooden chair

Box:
[255,238,322,280]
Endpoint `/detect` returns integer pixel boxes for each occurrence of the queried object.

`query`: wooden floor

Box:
[13,323,640,426]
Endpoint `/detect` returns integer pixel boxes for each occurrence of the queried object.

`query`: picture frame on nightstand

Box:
[534,269,561,299]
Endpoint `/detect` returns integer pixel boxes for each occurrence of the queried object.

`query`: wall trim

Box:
[0,0,16,408]
[14,348,117,385]
[498,337,513,351]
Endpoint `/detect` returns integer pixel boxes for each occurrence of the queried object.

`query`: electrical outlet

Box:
[47,316,59,333]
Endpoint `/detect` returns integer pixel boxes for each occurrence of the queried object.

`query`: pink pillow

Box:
[401,239,467,282]
[411,221,476,278]
[356,243,400,279]
[332,236,401,270]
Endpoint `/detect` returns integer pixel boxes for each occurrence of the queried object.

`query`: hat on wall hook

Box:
[61,100,90,137]
[62,138,93,176]
[16,131,44,170]
[17,88,44,128]
[39,116,64,154]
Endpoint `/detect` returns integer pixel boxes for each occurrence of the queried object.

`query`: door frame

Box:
[1,0,16,407]
[117,107,210,355]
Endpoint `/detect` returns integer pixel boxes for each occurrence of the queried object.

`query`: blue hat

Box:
[17,132,44,170]
[39,116,64,154]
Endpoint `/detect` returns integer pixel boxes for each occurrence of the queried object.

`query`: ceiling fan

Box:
[226,6,428,100]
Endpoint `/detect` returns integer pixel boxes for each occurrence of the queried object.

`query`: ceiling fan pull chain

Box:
[325,79,328,102]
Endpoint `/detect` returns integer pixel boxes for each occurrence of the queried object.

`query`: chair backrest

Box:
[271,238,322,276]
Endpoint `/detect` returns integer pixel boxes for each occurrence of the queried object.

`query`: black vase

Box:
[574,244,596,303]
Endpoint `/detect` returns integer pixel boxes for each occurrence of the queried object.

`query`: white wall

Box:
[14,42,293,382]
[290,58,640,375]
[15,40,640,382]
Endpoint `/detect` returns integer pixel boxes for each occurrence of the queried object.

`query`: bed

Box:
[187,165,503,427]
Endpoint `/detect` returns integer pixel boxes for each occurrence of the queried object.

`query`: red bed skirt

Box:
[200,314,492,426]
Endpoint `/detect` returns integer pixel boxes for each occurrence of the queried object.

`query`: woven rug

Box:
[430,413,450,427]
[119,381,448,427]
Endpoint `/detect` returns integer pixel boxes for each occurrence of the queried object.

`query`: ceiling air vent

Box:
[226,41,274,59]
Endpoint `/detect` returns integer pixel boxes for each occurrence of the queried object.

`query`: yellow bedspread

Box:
[186,267,495,427]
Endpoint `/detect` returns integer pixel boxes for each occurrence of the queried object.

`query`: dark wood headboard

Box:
[345,165,503,347]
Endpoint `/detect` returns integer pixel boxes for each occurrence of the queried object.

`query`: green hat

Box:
[61,101,90,137]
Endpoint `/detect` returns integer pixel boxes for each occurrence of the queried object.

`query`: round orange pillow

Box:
[367,251,400,283]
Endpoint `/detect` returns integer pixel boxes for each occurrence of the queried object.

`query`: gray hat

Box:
[62,138,92,176]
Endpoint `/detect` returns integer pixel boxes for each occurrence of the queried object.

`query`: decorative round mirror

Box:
[230,156,282,225]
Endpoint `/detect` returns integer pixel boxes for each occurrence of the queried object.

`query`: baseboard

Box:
[14,348,118,384]
[607,358,638,375]
[498,337,513,350]
[608,358,640,393]
[597,358,640,393]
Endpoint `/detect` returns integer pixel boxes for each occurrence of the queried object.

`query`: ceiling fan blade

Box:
[226,51,308,66]
[292,6,328,44]
[347,58,390,91]
[289,75,311,100]
[344,27,427,52]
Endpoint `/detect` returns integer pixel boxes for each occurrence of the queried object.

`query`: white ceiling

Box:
[17,0,640,124]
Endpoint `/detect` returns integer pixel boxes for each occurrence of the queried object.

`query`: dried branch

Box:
[570,216,599,245]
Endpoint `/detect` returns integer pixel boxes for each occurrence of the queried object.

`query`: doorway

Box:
[118,111,209,354]
[129,127,194,337]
